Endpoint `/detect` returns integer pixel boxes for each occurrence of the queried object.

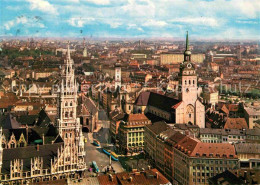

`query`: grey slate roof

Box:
[235,143,260,154]
[146,121,170,135]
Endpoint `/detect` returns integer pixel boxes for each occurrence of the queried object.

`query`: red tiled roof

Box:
[98,174,118,185]
[128,114,149,122]
[175,136,199,155]
[175,136,237,159]
[221,105,229,114]
[228,104,239,112]
[172,101,182,109]
[115,169,170,185]
[191,143,237,158]
[224,118,248,129]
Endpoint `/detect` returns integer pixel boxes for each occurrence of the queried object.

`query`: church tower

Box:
[178,31,198,105]
[83,38,87,57]
[56,42,85,171]
[177,32,205,128]
[115,61,121,88]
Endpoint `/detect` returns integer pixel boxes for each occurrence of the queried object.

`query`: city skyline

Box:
[1,0,260,40]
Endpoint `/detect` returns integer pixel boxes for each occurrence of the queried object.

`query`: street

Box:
[83,109,124,176]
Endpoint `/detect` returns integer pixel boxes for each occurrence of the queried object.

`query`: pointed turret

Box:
[184,31,191,61]
[67,41,71,60]
[186,31,189,50]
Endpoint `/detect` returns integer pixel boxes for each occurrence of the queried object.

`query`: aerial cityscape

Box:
[0,0,259,185]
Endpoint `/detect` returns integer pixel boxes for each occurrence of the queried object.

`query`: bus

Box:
[110,152,119,161]
[92,161,99,173]
[103,146,119,161]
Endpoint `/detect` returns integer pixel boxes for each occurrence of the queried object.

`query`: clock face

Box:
[187,63,192,69]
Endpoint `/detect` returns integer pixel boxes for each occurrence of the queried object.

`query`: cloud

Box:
[127,24,144,32]
[142,19,168,27]
[68,17,95,27]
[107,22,122,28]
[4,20,15,30]
[4,16,45,31]
[2,0,259,38]
[236,20,258,24]
[84,0,110,5]
[26,0,58,15]
[170,17,220,27]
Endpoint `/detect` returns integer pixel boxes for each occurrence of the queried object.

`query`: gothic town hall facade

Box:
[0,44,86,184]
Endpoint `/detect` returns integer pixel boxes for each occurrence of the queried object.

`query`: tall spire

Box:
[186,31,189,51]
[184,31,191,61]
[67,41,71,60]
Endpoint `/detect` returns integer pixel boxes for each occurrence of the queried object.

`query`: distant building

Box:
[199,128,260,144]
[203,87,219,107]
[131,53,147,59]
[244,107,260,129]
[115,62,121,88]
[160,53,205,65]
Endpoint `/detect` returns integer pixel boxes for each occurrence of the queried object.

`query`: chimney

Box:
[155,172,158,179]
[37,144,40,151]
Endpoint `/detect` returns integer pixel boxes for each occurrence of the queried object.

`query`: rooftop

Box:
[224,118,248,129]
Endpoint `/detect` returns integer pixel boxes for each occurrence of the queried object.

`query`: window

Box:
[10,142,15,148]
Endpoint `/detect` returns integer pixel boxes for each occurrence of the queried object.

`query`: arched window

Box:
[70,101,73,106]
[20,142,25,147]
[70,111,73,117]
[65,102,68,106]
[185,80,187,85]
[65,112,69,118]
[193,80,195,84]
[86,118,89,125]
[189,80,191,85]
[10,142,15,148]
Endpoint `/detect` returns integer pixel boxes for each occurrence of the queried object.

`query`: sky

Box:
[1,0,259,40]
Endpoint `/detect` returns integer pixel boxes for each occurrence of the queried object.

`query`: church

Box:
[134,32,205,128]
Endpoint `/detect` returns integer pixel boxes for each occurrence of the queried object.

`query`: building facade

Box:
[118,114,151,155]
[0,43,86,184]
[175,32,205,128]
